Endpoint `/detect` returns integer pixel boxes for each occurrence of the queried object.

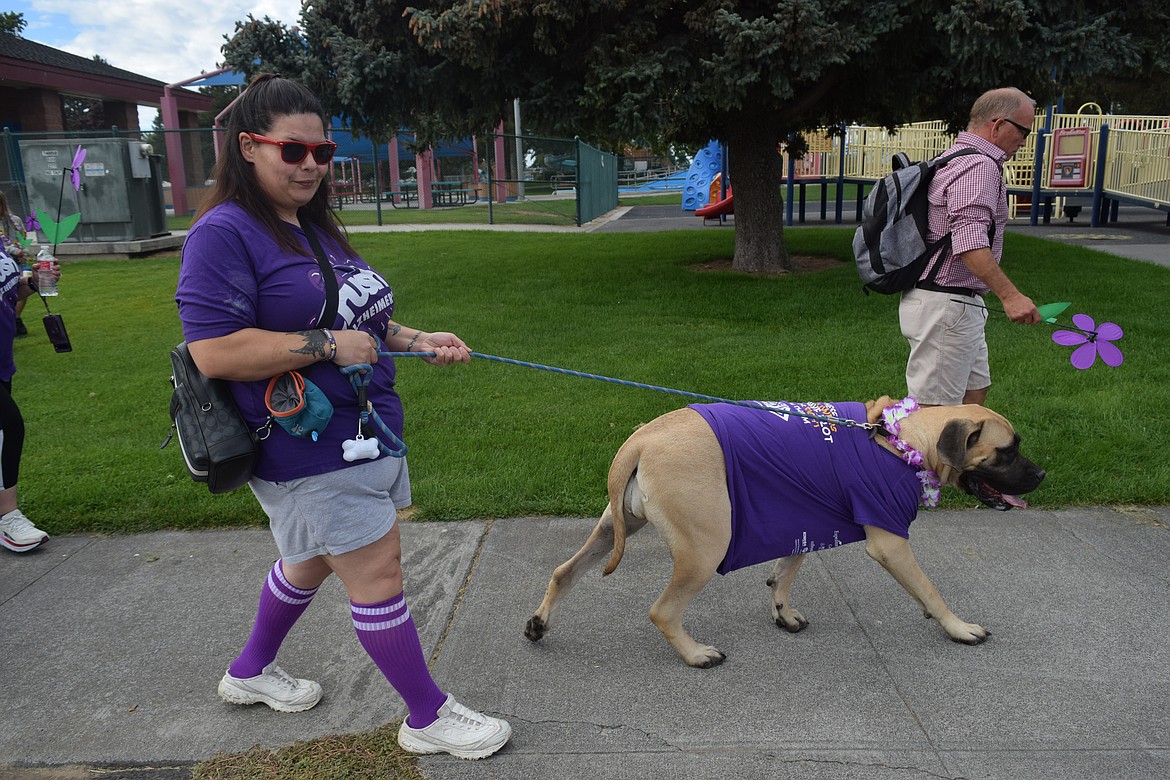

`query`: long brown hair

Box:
[197,73,353,256]
[0,190,14,229]
[0,190,21,247]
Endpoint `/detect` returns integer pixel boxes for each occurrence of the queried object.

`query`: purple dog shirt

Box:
[688,402,922,575]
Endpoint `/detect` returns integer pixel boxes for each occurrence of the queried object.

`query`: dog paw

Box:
[774,613,809,633]
[524,615,547,642]
[772,604,809,633]
[685,646,726,668]
[947,623,991,645]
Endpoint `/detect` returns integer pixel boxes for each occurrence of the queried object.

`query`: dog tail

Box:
[603,436,641,576]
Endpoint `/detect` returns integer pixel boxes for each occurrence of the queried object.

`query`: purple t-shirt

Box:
[0,249,20,381]
[689,401,922,575]
[176,201,402,481]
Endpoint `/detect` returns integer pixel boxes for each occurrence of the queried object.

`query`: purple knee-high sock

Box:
[228,560,318,679]
[351,593,447,729]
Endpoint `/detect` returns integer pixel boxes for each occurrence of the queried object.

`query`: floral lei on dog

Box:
[881,398,941,508]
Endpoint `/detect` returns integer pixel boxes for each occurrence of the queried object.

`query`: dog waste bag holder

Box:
[265,371,333,441]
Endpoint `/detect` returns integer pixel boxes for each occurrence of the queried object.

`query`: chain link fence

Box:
[2,126,637,229]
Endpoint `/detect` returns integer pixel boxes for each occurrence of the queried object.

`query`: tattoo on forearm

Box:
[292,330,329,360]
[389,324,402,337]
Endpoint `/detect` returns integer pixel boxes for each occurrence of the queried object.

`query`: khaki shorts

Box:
[899,287,990,405]
[249,457,412,565]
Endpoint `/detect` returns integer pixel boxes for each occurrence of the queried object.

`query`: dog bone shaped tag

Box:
[342,437,381,462]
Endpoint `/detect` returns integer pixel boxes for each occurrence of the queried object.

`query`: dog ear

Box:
[937,419,975,467]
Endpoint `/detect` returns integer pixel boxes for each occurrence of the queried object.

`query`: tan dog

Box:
[526,397,1045,668]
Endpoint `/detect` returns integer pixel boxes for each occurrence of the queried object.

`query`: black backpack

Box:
[852,148,983,294]
[163,342,259,494]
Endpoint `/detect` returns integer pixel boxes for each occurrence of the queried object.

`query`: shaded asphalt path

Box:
[592,201,1170,269]
[2,203,1167,779]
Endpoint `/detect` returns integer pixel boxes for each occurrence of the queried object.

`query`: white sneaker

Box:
[217,662,322,712]
[397,694,511,759]
[0,510,48,553]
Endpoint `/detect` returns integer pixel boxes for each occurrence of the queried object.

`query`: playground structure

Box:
[683,141,732,224]
[682,105,1170,228]
[694,181,733,222]
[682,141,726,211]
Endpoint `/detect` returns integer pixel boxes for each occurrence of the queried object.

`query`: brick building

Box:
[0,31,211,133]
[1,31,215,222]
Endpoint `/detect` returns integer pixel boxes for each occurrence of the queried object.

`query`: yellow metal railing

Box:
[1104,128,1170,208]
[838,125,954,180]
[774,109,1170,222]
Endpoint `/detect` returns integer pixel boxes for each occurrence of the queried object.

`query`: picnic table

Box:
[383,181,479,208]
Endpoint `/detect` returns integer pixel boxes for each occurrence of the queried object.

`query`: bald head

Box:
[968,88,1036,130]
[967,87,1037,158]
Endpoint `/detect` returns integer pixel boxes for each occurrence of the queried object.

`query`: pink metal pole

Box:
[416,150,434,209]
[471,136,480,186]
[388,135,401,204]
[211,90,246,166]
[160,87,187,217]
[160,65,234,217]
[494,122,508,203]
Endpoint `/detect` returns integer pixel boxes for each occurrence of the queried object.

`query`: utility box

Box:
[19,138,168,242]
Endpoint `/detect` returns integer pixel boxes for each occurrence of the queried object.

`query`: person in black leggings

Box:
[0,247,51,553]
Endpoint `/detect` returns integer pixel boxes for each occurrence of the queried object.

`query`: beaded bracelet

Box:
[321,328,337,361]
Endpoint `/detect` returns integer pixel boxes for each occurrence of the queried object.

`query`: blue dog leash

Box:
[339,364,409,457]
[379,350,879,432]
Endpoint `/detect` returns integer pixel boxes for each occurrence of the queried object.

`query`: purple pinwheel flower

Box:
[24,213,40,232]
[70,145,87,191]
[1052,313,1124,370]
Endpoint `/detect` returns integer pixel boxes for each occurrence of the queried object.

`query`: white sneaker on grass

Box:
[217,662,322,712]
[0,510,48,553]
[397,694,511,759]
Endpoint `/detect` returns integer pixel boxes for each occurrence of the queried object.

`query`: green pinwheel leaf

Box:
[34,208,81,245]
[1037,302,1071,324]
[34,208,58,244]
[56,212,81,242]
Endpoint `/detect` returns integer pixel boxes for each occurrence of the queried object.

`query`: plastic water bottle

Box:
[34,246,58,296]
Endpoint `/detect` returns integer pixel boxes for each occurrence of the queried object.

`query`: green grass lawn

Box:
[167,192,685,232]
[168,199,580,232]
[165,190,847,232]
[14,227,1168,537]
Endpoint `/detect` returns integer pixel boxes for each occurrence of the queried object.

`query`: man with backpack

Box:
[900,87,1041,407]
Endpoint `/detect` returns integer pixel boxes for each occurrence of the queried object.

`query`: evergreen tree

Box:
[222,0,1166,272]
[0,12,26,35]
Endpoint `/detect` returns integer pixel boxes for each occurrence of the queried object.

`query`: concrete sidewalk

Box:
[2,507,1168,779]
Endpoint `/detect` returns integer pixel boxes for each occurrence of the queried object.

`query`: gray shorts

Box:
[249,457,412,565]
[899,287,990,405]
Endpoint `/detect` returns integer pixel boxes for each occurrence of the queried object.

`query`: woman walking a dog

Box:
[175,74,510,760]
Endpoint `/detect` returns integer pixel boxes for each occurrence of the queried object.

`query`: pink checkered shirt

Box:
[919,132,1009,294]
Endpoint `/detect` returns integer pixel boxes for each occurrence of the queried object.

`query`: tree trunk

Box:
[726,126,790,274]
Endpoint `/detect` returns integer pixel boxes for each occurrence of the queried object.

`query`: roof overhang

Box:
[0,56,213,112]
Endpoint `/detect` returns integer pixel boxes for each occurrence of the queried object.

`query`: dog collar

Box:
[881,398,941,508]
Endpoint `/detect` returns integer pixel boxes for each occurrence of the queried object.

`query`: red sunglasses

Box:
[246,133,338,165]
